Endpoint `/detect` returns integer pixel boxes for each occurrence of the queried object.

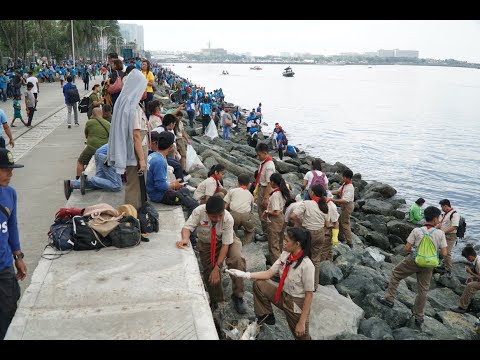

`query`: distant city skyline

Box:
[119,20,480,63]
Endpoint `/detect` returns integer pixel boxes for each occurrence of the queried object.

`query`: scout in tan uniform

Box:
[290,184,338,289]
[331,169,354,248]
[177,196,247,314]
[224,174,255,244]
[193,164,228,204]
[450,246,480,314]
[378,206,447,326]
[227,227,315,340]
[263,173,291,265]
[437,199,460,277]
[254,143,276,240]
[173,109,192,171]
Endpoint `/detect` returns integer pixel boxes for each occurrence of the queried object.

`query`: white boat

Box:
[250,66,262,70]
[282,67,294,77]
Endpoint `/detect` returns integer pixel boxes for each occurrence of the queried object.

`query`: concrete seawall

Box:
[6,164,218,340]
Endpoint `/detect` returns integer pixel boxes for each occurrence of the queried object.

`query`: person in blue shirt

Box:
[0,71,8,102]
[276,130,286,160]
[186,97,196,128]
[147,131,198,214]
[0,148,26,339]
[62,76,79,128]
[0,109,14,148]
[284,144,298,158]
[200,100,212,134]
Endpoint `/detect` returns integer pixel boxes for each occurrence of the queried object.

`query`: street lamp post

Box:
[111,36,121,55]
[71,20,75,68]
[92,25,110,63]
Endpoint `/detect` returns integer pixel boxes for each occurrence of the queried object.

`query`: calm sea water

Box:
[171,63,480,251]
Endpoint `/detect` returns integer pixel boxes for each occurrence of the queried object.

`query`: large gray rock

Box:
[387,234,405,247]
[395,281,436,318]
[334,252,362,278]
[358,317,393,340]
[298,164,311,174]
[200,149,256,177]
[392,327,430,340]
[362,199,395,216]
[232,143,257,158]
[202,156,217,171]
[364,214,390,234]
[361,292,412,329]
[404,275,437,293]
[188,177,204,188]
[361,190,384,200]
[365,231,391,251]
[335,265,389,301]
[387,220,416,241]
[335,332,372,340]
[354,223,370,238]
[319,261,344,285]
[436,311,480,340]
[321,161,351,174]
[427,287,460,312]
[361,247,386,269]
[363,181,397,199]
[309,285,364,340]
[433,273,464,295]
[419,315,458,340]
[273,159,298,174]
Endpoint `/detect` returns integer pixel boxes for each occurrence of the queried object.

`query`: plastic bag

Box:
[205,119,219,140]
[185,144,205,174]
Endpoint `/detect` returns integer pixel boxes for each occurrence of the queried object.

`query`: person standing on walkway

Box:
[0,71,8,102]
[0,148,26,339]
[436,199,461,278]
[331,169,355,248]
[63,76,79,128]
[24,82,36,128]
[26,72,39,103]
[11,95,27,128]
[226,226,314,340]
[141,60,155,118]
[221,108,233,140]
[377,206,447,327]
[450,245,480,314]
[0,110,14,148]
[177,196,247,314]
[82,67,90,90]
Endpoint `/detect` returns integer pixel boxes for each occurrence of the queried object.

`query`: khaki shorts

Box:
[78,145,97,165]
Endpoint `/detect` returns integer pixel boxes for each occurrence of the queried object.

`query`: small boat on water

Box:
[222,70,229,75]
[187,65,192,68]
[250,66,262,70]
[282,67,294,77]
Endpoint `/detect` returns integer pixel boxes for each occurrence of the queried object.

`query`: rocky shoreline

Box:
[154,87,480,340]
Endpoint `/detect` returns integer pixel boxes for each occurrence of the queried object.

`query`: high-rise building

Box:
[119,23,144,51]
[394,49,419,58]
[377,49,395,57]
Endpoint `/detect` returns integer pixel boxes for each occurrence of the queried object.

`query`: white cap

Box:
[118,56,124,61]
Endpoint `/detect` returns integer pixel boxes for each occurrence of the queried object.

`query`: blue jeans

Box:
[187,110,195,128]
[167,156,184,181]
[223,125,231,140]
[72,152,122,191]
[0,88,6,102]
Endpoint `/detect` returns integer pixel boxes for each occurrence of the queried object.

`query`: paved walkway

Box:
[2,78,218,339]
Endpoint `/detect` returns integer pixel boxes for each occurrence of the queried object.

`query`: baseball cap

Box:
[0,148,24,168]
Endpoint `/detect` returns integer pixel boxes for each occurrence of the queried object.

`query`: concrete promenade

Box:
[2,78,218,340]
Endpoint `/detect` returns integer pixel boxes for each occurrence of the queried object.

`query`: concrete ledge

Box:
[6,162,218,340]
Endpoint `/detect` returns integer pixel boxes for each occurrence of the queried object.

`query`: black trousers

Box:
[0,267,20,339]
[202,115,211,134]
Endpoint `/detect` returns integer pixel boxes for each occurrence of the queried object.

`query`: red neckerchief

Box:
[440,208,455,225]
[339,180,352,198]
[152,113,162,119]
[311,195,320,203]
[254,156,273,188]
[210,223,217,269]
[211,174,221,193]
[326,198,332,204]
[424,224,435,230]
[275,250,304,304]
[239,185,248,190]
[270,188,280,196]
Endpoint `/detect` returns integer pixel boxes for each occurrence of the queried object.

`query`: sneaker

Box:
[185,185,196,192]
[450,306,467,314]
[63,180,72,200]
[183,174,192,181]
[414,318,424,327]
[80,172,87,195]
[75,123,79,126]
[232,295,247,315]
[68,125,71,129]
[347,243,353,249]
[11,124,16,127]
[250,313,276,326]
[377,295,394,308]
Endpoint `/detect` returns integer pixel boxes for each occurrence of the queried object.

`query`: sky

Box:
[118,20,480,63]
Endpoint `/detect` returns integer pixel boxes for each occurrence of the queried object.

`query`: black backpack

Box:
[67,86,80,104]
[48,218,75,251]
[450,211,467,239]
[78,96,89,113]
[72,216,111,250]
[138,172,159,233]
[109,216,142,248]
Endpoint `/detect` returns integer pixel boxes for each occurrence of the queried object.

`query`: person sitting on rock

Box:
[146,131,198,217]
[64,144,122,199]
[177,196,247,314]
[331,169,355,249]
[290,184,339,290]
[377,206,447,327]
[450,245,480,314]
[226,226,314,340]
[224,174,255,245]
[283,144,298,158]
[263,172,291,265]
[408,198,426,225]
[194,164,228,204]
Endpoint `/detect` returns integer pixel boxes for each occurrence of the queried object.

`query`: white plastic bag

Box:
[205,119,219,140]
[185,144,205,173]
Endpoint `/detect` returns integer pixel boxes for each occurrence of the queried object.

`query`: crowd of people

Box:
[0,54,477,340]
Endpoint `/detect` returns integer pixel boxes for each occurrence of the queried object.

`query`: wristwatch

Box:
[13,252,24,260]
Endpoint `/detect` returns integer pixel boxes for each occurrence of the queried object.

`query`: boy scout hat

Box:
[0,149,24,168]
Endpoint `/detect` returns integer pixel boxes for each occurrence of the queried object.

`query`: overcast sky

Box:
[119,20,480,63]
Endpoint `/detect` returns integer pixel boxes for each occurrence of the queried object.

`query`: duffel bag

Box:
[109,216,142,248]
[72,216,111,251]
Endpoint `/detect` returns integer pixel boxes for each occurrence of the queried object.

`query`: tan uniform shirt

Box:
[340,183,355,203]
[224,187,254,214]
[267,190,286,217]
[440,209,460,235]
[292,200,328,231]
[183,204,234,245]
[258,160,276,187]
[175,120,184,139]
[270,251,315,298]
[326,200,340,227]
[406,226,447,251]
[285,201,301,223]
[193,176,223,201]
